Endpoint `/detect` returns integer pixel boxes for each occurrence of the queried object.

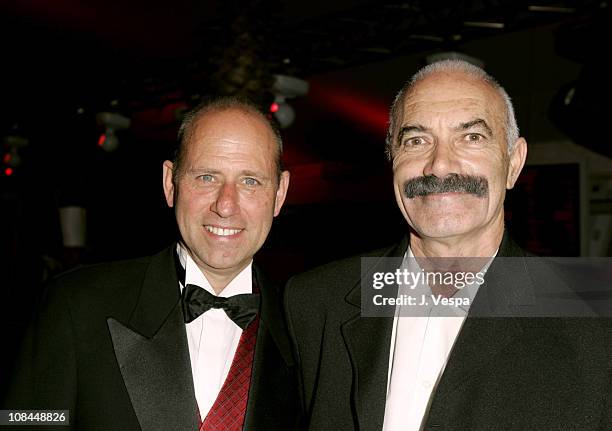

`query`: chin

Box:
[207,256,241,270]
[413,219,479,239]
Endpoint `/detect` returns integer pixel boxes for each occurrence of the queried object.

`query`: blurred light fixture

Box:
[528,5,575,13]
[97,129,119,152]
[270,95,296,129]
[96,112,131,152]
[270,74,309,129]
[1,133,29,176]
[463,21,505,29]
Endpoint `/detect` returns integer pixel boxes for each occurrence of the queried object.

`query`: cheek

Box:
[487,164,510,191]
[176,191,209,219]
[393,154,417,172]
[241,193,276,221]
[393,162,412,187]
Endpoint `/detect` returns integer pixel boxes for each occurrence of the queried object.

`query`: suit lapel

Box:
[243,266,297,429]
[341,237,408,431]
[339,232,532,429]
[107,245,198,431]
[425,318,523,416]
[253,266,294,367]
[426,232,530,421]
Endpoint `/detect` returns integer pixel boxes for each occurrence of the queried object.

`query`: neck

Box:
[201,272,237,295]
[409,222,504,258]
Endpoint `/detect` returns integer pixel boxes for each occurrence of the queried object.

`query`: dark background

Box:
[1,0,611,390]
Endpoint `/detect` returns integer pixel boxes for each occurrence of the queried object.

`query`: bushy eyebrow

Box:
[396,124,429,145]
[396,118,493,146]
[456,119,493,136]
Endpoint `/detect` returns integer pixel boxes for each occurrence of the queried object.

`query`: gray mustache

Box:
[403,174,488,199]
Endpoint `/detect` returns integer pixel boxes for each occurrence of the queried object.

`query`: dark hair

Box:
[173,96,284,184]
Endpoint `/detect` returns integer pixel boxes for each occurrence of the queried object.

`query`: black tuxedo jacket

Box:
[285,234,612,430]
[4,245,299,430]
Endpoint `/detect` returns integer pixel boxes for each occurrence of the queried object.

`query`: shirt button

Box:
[422,380,432,389]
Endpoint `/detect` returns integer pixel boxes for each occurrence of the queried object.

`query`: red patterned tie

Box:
[198,316,260,430]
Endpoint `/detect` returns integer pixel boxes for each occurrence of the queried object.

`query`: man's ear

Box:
[273,170,290,217]
[506,138,527,189]
[162,160,175,207]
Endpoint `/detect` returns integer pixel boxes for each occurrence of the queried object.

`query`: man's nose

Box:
[422,141,459,178]
[211,182,239,217]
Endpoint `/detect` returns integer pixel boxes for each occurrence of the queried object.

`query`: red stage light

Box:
[98,134,106,146]
[309,82,388,136]
[5,167,13,176]
[270,102,279,113]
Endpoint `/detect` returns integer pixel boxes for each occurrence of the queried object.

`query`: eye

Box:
[198,174,214,182]
[402,137,426,147]
[465,133,484,142]
[242,177,260,186]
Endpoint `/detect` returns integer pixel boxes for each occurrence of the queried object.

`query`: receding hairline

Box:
[386,59,520,159]
[173,97,284,183]
[180,104,280,152]
[401,70,508,125]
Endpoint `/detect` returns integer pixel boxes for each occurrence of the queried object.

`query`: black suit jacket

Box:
[4,245,299,430]
[285,234,612,430]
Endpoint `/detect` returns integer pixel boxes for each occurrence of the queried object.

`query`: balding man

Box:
[285,61,612,430]
[5,98,299,430]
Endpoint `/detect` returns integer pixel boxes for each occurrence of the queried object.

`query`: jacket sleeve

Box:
[283,276,308,428]
[3,279,77,430]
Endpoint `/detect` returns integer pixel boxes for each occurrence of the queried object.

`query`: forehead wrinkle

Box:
[404,96,485,113]
[190,109,276,149]
[400,124,429,133]
[188,121,275,158]
[402,96,501,136]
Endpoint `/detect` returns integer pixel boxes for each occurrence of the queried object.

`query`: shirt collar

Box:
[403,245,499,313]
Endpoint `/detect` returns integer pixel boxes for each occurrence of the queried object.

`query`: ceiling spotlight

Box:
[97,129,120,152]
[271,74,309,129]
[1,133,29,176]
[96,112,130,152]
[273,74,309,98]
[271,96,296,129]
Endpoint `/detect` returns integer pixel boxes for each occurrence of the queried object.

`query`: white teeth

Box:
[205,226,242,236]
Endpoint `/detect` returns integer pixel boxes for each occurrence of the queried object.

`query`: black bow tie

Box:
[181,283,260,329]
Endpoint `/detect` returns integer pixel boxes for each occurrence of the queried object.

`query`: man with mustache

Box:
[285,60,612,430]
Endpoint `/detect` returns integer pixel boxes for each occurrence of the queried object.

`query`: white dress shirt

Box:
[177,244,253,420]
[382,247,495,431]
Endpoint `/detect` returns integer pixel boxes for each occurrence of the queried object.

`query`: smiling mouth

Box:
[204,225,243,236]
